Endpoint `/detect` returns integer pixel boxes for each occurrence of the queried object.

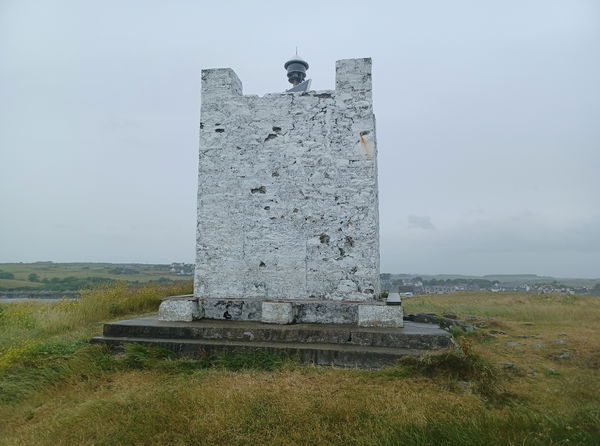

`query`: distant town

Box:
[380,273,600,297]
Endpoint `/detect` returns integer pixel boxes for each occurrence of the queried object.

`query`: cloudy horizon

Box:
[1,1,599,278]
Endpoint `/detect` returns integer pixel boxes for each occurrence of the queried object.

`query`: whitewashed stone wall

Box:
[194,58,380,307]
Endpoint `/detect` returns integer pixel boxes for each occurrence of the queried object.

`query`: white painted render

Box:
[194,58,380,303]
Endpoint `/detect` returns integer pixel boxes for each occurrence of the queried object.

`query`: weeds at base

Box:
[378,336,514,404]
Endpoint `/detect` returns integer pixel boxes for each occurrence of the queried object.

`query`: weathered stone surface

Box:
[100,317,452,350]
[358,304,404,328]
[294,300,358,324]
[158,299,202,322]
[262,301,294,324]
[92,318,452,368]
[199,298,407,326]
[194,58,381,313]
[202,298,262,322]
[199,298,397,326]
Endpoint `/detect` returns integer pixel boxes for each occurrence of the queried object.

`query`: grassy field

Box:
[0,288,598,445]
[0,262,192,290]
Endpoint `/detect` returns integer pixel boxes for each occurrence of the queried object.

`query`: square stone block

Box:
[261,301,294,324]
[159,299,203,322]
[358,304,404,328]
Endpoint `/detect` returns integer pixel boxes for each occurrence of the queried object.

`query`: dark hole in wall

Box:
[264,134,277,141]
[264,206,270,210]
[272,171,280,177]
[319,234,330,244]
[251,186,266,194]
[215,128,225,133]
[345,236,354,247]
[315,93,332,99]
[272,126,282,132]
[259,261,266,267]
[359,130,370,136]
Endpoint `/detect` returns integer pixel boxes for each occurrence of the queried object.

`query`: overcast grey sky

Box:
[1,0,599,277]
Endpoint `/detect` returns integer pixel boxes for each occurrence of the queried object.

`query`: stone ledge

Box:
[92,318,452,368]
[200,297,400,327]
[159,296,404,327]
[102,317,451,350]
[93,336,429,369]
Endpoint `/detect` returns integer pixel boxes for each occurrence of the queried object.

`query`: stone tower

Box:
[91,58,458,368]
[164,57,401,327]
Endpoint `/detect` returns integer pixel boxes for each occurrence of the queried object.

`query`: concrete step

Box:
[102,317,452,350]
[91,335,430,368]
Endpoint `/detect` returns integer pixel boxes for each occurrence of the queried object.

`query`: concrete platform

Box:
[91,316,453,368]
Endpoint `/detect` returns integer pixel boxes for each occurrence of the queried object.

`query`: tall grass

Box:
[0,281,192,371]
[1,287,599,445]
